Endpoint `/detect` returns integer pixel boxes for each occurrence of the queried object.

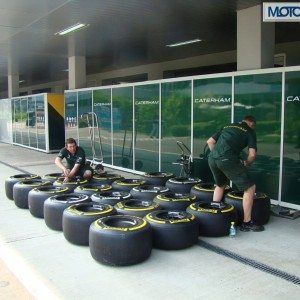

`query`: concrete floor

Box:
[0,143,299,300]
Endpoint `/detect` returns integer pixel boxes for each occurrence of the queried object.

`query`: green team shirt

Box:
[57,146,86,169]
[209,121,257,159]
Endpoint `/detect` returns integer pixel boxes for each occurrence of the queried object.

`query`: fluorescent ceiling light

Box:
[19,80,25,83]
[166,38,202,47]
[55,23,88,36]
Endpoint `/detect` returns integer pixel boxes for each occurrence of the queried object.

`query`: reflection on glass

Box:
[93,89,112,165]
[78,91,93,158]
[283,71,300,205]
[20,98,29,146]
[27,97,37,148]
[36,95,46,150]
[193,77,232,181]
[12,100,17,143]
[134,84,160,171]
[161,81,191,175]
[65,92,78,141]
[112,87,133,168]
[234,73,282,199]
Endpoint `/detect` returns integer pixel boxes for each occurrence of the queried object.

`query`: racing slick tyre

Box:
[13,179,52,209]
[141,172,175,186]
[153,192,197,211]
[73,183,112,197]
[111,179,146,192]
[44,194,90,231]
[63,203,116,246]
[190,183,231,202]
[114,199,160,217]
[224,191,271,225]
[91,191,132,206]
[28,186,71,218]
[89,215,152,266]
[145,210,199,250]
[130,185,170,201]
[42,173,63,183]
[165,177,201,194]
[187,202,237,237]
[5,174,40,200]
[90,173,124,185]
[53,177,88,192]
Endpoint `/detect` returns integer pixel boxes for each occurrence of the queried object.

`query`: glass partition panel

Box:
[36,95,46,150]
[193,77,232,181]
[234,73,282,199]
[161,81,192,175]
[93,89,112,165]
[78,91,93,157]
[20,98,29,146]
[0,99,12,143]
[134,84,160,171]
[27,96,37,148]
[65,92,78,141]
[13,99,20,144]
[283,71,300,206]
[112,87,133,168]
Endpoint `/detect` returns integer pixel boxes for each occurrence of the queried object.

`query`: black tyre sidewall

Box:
[44,194,90,231]
[62,204,115,245]
[28,186,71,218]
[89,215,152,266]
[187,202,237,237]
[145,210,199,250]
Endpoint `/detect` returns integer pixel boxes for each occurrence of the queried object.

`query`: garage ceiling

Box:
[0,0,299,92]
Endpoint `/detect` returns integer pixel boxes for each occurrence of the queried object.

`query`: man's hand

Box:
[63,176,70,183]
[63,168,70,177]
[243,160,250,167]
[206,137,217,151]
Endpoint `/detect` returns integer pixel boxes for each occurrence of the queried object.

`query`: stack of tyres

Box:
[165,177,201,194]
[44,193,90,231]
[187,202,237,237]
[141,172,175,186]
[224,191,270,225]
[53,177,88,192]
[5,174,40,200]
[89,215,152,266]
[90,173,124,185]
[91,191,131,206]
[29,185,71,218]
[130,185,169,201]
[190,183,231,202]
[112,179,146,192]
[73,183,112,197]
[63,203,116,246]
[13,179,52,209]
[115,199,160,217]
[145,210,199,250]
[153,192,197,211]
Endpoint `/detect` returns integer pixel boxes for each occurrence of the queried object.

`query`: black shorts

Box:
[208,157,254,191]
[76,163,94,177]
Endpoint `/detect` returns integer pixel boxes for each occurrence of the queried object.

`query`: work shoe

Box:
[239,221,264,232]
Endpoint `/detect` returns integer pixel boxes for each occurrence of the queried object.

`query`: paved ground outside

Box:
[0,143,299,299]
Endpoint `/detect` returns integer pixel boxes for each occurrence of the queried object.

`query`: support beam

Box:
[68,34,86,89]
[237,5,275,70]
[7,56,19,97]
